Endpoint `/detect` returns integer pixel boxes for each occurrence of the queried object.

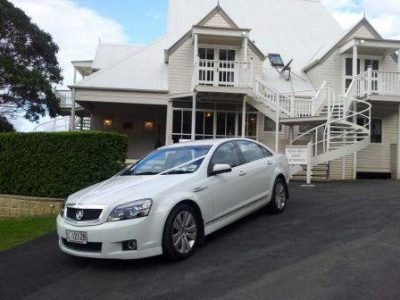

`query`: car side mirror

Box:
[211,164,232,176]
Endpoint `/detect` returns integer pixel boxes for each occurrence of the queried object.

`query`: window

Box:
[345,58,360,76]
[371,118,382,143]
[172,110,192,143]
[364,59,379,71]
[123,146,211,176]
[236,140,266,163]
[343,57,380,92]
[264,116,282,132]
[210,142,241,169]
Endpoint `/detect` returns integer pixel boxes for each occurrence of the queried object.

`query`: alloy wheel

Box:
[172,211,197,254]
[274,181,286,210]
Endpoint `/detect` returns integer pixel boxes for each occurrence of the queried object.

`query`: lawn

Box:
[0,215,57,251]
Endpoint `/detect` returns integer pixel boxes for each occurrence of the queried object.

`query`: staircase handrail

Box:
[254,78,292,116]
[291,97,371,155]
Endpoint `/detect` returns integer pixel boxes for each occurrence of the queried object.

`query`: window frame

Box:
[263,116,283,132]
[234,140,272,165]
[342,55,382,93]
[370,118,383,144]
[207,141,242,176]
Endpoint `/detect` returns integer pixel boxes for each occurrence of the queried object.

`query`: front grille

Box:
[62,239,102,253]
[66,207,102,221]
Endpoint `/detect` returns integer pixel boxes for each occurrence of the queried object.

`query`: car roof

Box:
[160,138,254,150]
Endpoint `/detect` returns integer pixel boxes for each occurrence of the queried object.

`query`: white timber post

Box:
[367,67,372,96]
[192,33,199,89]
[193,33,198,62]
[306,141,312,185]
[165,100,173,145]
[241,96,246,138]
[191,92,197,141]
[69,68,77,131]
[275,100,280,152]
[350,45,359,180]
[397,104,400,179]
[398,49,400,72]
[243,34,248,63]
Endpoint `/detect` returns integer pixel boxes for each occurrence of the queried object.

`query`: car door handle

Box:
[239,171,247,176]
[266,160,273,166]
[193,186,208,193]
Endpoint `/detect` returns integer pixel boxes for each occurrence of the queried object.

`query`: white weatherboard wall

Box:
[168,37,264,95]
[357,103,398,173]
[168,38,194,95]
[305,22,400,180]
[90,103,167,159]
[257,114,289,154]
[202,10,233,28]
[76,89,168,106]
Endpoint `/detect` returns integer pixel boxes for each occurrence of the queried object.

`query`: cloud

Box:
[8,0,129,131]
[321,0,359,12]
[321,0,400,40]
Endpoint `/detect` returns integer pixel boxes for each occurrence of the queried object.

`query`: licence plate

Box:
[66,230,88,244]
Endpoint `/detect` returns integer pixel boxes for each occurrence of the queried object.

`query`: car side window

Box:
[236,141,267,163]
[210,142,241,169]
[260,146,273,157]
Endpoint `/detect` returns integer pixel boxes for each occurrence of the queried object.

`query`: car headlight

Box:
[107,199,152,222]
[60,198,67,217]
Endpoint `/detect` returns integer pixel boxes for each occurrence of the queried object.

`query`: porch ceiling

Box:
[340,38,400,56]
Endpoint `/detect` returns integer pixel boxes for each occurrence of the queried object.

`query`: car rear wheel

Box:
[267,178,288,214]
[162,204,200,261]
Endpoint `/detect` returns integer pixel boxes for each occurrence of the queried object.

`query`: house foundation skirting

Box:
[0,195,63,218]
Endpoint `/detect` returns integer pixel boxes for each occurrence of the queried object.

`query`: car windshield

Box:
[122,145,212,176]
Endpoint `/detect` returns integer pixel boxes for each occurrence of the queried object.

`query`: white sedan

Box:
[57,138,290,261]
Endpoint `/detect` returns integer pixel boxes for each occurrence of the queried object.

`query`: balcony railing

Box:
[192,58,253,89]
[55,89,73,108]
[355,69,400,98]
[55,89,82,109]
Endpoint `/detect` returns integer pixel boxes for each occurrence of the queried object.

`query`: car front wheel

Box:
[267,178,288,214]
[162,204,200,261]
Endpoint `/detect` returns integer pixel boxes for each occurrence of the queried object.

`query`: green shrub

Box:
[0,131,128,198]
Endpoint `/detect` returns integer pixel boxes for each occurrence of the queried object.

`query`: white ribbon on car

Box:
[74,155,208,206]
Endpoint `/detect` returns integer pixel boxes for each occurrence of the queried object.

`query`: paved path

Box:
[1,181,400,300]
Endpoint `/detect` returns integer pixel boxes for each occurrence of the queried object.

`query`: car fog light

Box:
[123,240,137,251]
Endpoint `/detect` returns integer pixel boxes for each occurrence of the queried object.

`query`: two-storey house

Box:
[58,0,400,181]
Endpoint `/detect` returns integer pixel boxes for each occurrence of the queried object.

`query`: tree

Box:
[0,116,15,132]
[0,0,63,123]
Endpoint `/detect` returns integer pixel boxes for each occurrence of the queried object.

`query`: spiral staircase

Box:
[248,77,372,181]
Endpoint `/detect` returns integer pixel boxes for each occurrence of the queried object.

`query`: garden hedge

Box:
[0,131,128,198]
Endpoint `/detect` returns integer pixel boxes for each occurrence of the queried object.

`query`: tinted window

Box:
[210,142,240,169]
[236,141,266,163]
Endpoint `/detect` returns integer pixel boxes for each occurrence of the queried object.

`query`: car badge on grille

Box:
[75,209,84,221]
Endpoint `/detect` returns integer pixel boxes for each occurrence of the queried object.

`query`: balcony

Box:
[55,89,82,111]
[355,69,400,99]
[192,58,254,92]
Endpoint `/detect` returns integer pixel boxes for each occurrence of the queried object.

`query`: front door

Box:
[198,48,236,87]
[364,59,379,92]
[218,49,236,86]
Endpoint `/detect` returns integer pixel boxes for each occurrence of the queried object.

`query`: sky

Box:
[7,0,400,131]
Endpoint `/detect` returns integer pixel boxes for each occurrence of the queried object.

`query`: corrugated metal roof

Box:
[75,36,172,91]
[75,0,344,93]
[91,43,143,70]
[168,0,344,70]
